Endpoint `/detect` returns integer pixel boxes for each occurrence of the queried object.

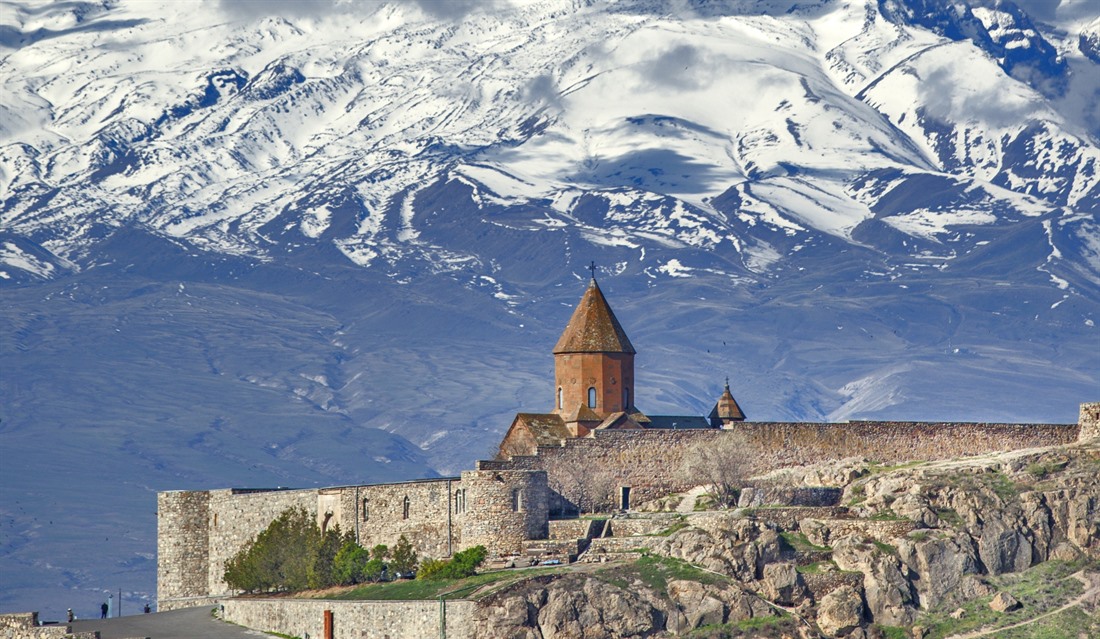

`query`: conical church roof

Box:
[708,380,746,422]
[553,279,636,354]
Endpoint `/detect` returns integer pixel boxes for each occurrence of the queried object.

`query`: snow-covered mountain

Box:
[1,0,1098,620]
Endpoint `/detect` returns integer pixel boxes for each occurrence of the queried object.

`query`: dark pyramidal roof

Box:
[553,278,636,354]
[708,381,746,422]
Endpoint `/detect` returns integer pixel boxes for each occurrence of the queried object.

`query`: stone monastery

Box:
[158,277,1097,611]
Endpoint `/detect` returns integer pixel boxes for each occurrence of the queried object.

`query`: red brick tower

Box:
[553,277,636,436]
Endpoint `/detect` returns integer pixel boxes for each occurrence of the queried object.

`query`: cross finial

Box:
[724,376,730,388]
[588,261,597,280]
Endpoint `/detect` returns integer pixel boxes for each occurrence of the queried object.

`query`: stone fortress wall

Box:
[1080,401,1100,441]
[159,413,1086,611]
[158,471,548,611]
[480,419,1082,505]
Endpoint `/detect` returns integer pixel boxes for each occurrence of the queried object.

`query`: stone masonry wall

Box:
[1080,402,1100,441]
[460,470,549,555]
[0,613,97,639]
[158,490,211,610]
[205,488,318,599]
[330,478,462,561]
[159,474,553,606]
[222,597,476,639]
[487,421,1079,506]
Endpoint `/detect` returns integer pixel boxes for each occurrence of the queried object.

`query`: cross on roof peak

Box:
[588,261,597,279]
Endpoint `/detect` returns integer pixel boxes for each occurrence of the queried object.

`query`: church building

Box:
[497,276,745,458]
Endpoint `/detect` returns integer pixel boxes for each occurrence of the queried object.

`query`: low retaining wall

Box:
[587,537,654,554]
[736,507,851,531]
[222,598,477,639]
[738,487,842,508]
[606,515,682,537]
[799,518,917,546]
[0,613,97,639]
[548,519,598,540]
[802,572,864,602]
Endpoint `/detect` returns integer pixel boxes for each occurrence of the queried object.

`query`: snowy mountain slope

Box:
[0,0,1098,621]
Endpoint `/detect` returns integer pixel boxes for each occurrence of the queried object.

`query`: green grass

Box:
[683,614,795,638]
[597,555,729,595]
[327,566,563,601]
[997,606,1099,639]
[871,540,897,555]
[1026,460,1068,479]
[868,509,905,521]
[935,508,963,527]
[985,471,1022,502]
[694,494,714,511]
[795,561,836,575]
[873,625,908,639]
[915,560,1094,639]
[779,531,830,553]
[655,519,689,537]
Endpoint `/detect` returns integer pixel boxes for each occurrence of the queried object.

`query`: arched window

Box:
[402,496,410,520]
[557,387,563,410]
[512,488,523,512]
[623,387,630,409]
[588,386,597,408]
[454,489,465,514]
[362,498,369,521]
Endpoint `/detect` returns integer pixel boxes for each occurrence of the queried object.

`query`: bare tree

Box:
[680,434,750,509]
[542,453,617,515]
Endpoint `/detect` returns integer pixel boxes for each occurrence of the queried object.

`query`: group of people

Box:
[65,602,151,621]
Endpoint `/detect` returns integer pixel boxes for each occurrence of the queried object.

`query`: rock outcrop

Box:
[474,441,1099,637]
[472,571,775,638]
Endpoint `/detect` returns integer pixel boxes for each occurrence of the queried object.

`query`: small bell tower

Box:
[709,378,746,428]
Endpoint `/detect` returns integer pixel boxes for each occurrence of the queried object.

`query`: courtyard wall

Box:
[481,420,1079,505]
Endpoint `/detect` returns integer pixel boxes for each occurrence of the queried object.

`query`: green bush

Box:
[223,507,350,593]
[390,535,419,577]
[417,546,488,580]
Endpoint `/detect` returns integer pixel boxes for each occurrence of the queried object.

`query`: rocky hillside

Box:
[471,440,1100,637]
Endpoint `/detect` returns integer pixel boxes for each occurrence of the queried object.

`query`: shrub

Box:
[333,542,370,586]
[417,546,488,580]
[223,507,350,593]
[390,535,419,577]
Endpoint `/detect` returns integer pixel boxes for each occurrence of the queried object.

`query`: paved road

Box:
[70,606,271,639]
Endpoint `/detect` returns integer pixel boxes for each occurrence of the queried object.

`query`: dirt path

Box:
[676,486,708,512]
[945,570,1099,639]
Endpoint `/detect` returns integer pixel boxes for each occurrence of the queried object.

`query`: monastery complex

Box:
[157,278,1099,611]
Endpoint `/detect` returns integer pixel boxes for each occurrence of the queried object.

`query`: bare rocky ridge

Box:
[470,441,1100,638]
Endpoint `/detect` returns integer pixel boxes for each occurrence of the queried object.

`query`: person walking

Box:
[100,602,108,619]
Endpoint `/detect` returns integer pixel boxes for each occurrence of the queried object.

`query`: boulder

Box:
[896,530,981,610]
[989,591,1021,612]
[761,562,808,606]
[816,584,863,637]
[667,579,724,629]
[833,535,917,626]
[978,518,1033,575]
[656,521,783,582]
[538,577,663,639]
